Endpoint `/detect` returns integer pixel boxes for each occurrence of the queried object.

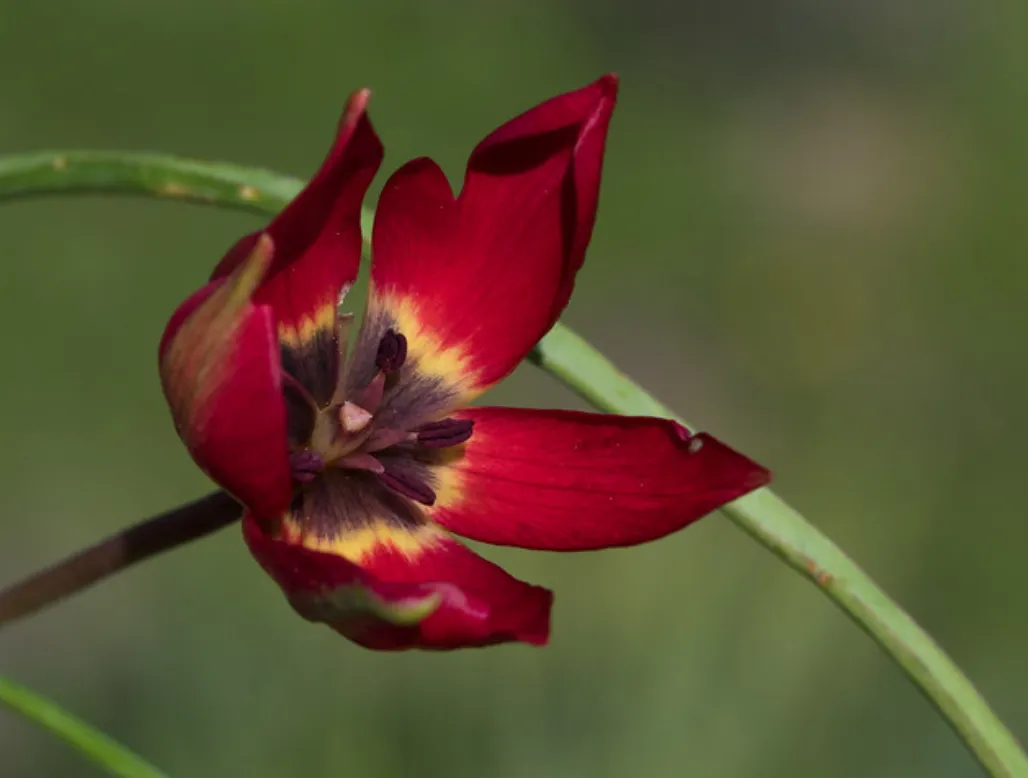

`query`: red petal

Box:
[214,90,383,344]
[368,75,617,399]
[159,236,291,518]
[428,407,771,551]
[243,514,552,651]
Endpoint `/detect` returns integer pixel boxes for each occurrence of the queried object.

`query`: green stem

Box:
[0,150,299,214]
[530,325,1027,778]
[0,675,168,778]
[0,149,1024,778]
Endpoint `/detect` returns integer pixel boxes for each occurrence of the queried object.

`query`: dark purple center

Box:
[282,326,471,512]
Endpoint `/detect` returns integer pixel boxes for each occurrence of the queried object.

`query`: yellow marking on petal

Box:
[373,289,481,400]
[278,303,336,348]
[280,516,447,565]
[427,444,468,512]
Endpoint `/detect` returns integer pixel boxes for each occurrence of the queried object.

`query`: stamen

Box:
[339,401,374,434]
[336,453,385,474]
[376,329,408,373]
[377,469,436,506]
[290,449,324,483]
[280,369,318,410]
[363,427,416,453]
[353,370,385,414]
[416,418,474,448]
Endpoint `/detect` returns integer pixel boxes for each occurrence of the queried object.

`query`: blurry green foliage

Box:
[0,1,1025,776]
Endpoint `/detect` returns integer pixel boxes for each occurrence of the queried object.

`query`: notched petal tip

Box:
[681,430,772,492]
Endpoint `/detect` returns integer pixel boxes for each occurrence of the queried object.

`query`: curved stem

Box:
[529,325,1028,778]
[0,674,168,778]
[0,150,299,214]
[0,150,1024,778]
[0,491,239,627]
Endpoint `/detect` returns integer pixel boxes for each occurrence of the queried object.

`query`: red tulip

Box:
[159,77,770,650]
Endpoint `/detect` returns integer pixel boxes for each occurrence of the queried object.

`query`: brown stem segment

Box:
[0,491,241,628]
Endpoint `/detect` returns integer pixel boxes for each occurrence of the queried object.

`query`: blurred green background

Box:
[1,1,1026,776]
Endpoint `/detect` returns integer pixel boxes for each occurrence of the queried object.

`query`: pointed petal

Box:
[362,75,617,404]
[426,407,771,551]
[243,504,551,651]
[463,73,617,316]
[159,236,291,518]
[214,91,383,404]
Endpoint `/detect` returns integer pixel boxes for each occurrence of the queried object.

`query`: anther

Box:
[377,469,436,506]
[289,449,324,483]
[339,401,374,434]
[376,329,407,373]
[416,418,474,448]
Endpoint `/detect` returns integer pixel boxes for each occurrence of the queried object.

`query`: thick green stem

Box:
[0,149,1024,778]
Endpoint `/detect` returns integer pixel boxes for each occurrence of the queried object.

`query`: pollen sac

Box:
[376,329,408,373]
[378,468,436,506]
[417,418,474,448]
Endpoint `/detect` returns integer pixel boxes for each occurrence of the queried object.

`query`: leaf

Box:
[0,674,168,778]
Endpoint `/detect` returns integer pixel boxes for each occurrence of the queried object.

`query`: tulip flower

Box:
[159,76,770,650]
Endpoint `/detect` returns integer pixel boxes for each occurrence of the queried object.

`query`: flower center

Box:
[287,328,471,507]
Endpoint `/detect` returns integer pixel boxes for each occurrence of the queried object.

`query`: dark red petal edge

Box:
[464,73,618,317]
[243,515,552,651]
[428,406,771,551]
[212,90,384,336]
[367,75,617,395]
